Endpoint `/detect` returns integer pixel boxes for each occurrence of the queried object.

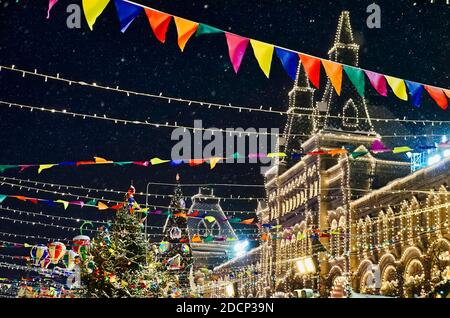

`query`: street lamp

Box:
[296,257,316,275]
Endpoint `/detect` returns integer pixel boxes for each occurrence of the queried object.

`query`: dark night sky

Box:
[0,0,448,281]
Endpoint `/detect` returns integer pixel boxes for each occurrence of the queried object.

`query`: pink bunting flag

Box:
[133,161,150,167]
[370,139,392,153]
[248,153,266,158]
[70,201,85,208]
[47,0,59,19]
[19,165,33,173]
[225,33,249,74]
[365,70,387,96]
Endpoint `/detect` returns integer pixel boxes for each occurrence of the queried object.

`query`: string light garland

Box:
[0,176,265,202]
[1,65,449,125]
[0,100,448,139]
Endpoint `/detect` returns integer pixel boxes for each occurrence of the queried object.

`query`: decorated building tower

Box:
[258,11,411,297]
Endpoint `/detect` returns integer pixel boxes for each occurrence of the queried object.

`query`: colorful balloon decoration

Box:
[48,242,67,265]
[30,244,48,267]
[63,250,79,271]
[73,235,90,261]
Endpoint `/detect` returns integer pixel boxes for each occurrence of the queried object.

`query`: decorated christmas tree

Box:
[79,186,176,298]
[159,174,193,295]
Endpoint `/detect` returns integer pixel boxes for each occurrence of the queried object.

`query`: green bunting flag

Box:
[351,151,369,159]
[0,194,7,203]
[85,199,97,206]
[343,65,365,97]
[0,165,18,173]
[195,23,223,36]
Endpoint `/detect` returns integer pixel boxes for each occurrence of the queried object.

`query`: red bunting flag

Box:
[299,54,321,88]
[144,9,172,43]
[424,85,448,110]
[189,159,205,166]
[321,59,343,95]
[225,33,249,74]
[110,203,124,210]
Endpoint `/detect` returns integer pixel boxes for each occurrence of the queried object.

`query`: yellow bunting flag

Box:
[97,201,109,210]
[250,39,274,78]
[135,208,149,213]
[38,164,56,174]
[173,17,198,52]
[209,157,222,170]
[55,200,69,210]
[94,157,113,164]
[204,216,216,223]
[267,152,287,158]
[393,146,413,153]
[150,158,170,165]
[82,0,110,31]
[385,75,408,101]
[321,60,343,95]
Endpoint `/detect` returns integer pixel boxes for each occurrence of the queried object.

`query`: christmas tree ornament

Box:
[159,241,170,253]
[166,254,182,270]
[181,244,191,255]
[169,227,182,240]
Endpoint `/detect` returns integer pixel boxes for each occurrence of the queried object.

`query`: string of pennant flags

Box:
[1,139,449,175]
[42,0,449,110]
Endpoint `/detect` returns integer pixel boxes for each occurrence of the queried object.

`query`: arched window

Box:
[342,99,359,127]
[211,221,221,237]
[198,219,208,238]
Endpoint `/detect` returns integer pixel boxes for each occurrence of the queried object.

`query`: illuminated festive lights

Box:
[1,65,448,125]
[0,99,448,139]
[0,176,265,201]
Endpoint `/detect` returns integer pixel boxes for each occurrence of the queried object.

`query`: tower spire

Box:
[314,11,375,134]
[282,63,315,164]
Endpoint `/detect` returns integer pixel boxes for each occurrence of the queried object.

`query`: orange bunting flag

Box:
[385,76,408,101]
[321,60,343,95]
[13,196,27,202]
[94,157,113,164]
[328,148,348,156]
[174,213,187,218]
[240,218,255,225]
[250,39,274,78]
[261,233,268,241]
[174,17,198,52]
[299,54,321,88]
[97,201,109,210]
[424,85,448,110]
[144,9,172,43]
[444,89,450,99]
[191,234,202,243]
